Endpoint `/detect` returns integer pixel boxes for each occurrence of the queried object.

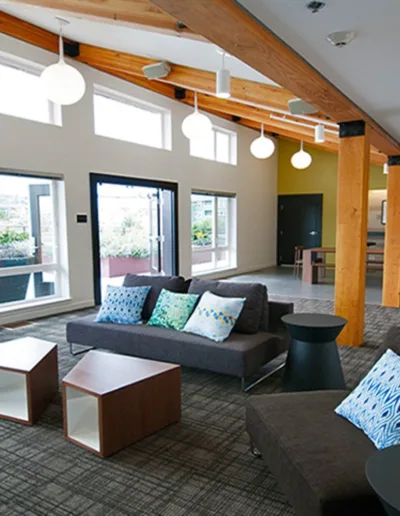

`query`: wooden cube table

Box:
[62,350,181,457]
[0,337,58,425]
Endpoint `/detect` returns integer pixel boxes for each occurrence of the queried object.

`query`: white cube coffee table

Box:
[0,337,58,425]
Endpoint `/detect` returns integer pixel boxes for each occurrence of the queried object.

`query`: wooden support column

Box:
[382,156,400,307]
[335,120,370,347]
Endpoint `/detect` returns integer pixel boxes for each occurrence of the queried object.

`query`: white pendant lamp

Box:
[383,163,389,175]
[315,123,325,143]
[216,51,231,99]
[40,18,86,106]
[291,141,312,169]
[250,124,276,159]
[181,92,213,140]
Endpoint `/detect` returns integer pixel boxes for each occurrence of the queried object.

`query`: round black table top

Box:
[281,313,347,329]
[366,446,400,512]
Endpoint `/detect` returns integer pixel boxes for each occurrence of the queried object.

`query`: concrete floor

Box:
[231,266,383,305]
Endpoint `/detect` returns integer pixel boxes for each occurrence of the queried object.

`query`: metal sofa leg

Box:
[69,342,95,357]
[243,362,286,393]
[250,438,262,458]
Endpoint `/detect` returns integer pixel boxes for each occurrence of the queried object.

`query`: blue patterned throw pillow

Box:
[95,285,151,325]
[183,290,245,342]
[335,349,400,449]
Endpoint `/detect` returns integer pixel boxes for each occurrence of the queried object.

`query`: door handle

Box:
[309,231,317,235]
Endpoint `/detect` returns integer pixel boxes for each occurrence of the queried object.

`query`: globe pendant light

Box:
[40,18,86,106]
[216,51,231,99]
[291,141,312,169]
[250,124,276,159]
[181,92,213,140]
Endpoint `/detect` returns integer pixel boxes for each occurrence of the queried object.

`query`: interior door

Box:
[277,194,323,265]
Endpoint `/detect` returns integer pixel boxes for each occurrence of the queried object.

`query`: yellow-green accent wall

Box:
[278,139,387,247]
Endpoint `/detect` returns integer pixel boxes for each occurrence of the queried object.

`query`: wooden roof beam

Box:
[148,0,400,155]
[1,0,199,38]
[0,11,297,113]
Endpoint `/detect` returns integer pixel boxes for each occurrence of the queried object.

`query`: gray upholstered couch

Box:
[245,327,400,516]
[66,275,293,388]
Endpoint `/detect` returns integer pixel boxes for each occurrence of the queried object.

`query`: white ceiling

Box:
[0,4,278,86]
[238,0,400,143]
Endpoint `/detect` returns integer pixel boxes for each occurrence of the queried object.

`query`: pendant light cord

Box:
[194,91,198,112]
[56,17,69,62]
[261,123,264,137]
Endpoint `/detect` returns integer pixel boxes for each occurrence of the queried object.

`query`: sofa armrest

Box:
[376,325,400,360]
[268,301,294,333]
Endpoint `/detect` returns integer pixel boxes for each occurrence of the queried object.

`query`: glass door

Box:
[90,174,178,304]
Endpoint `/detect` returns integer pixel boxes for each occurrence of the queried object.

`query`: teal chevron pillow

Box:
[335,349,400,449]
[95,285,150,325]
[147,289,199,331]
[183,291,245,342]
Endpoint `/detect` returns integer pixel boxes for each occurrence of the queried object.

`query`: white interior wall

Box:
[0,34,278,324]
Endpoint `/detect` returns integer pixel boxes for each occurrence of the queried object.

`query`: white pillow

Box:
[183,290,245,342]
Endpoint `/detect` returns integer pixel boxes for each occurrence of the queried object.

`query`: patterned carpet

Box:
[0,297,398,516]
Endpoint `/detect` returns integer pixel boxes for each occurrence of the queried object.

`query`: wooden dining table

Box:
[302,247,384,284]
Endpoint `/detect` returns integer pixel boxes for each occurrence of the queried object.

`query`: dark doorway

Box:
[277,194,323,265]
[90,173,179,305]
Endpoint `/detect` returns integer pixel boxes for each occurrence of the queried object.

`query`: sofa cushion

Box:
[246,391,384,516]
[188,278,266,334]
[183,291,245,342]
[123,274,188,320]
[95,285,150,325]
[67,314,285,378]
[147,289,199,331]
[335,349,400,450]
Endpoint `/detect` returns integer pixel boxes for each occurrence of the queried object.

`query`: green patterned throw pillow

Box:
[147,289,199,331]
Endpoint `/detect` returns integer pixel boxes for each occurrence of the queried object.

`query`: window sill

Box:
[0,296,72,315]
[192,266,238,278]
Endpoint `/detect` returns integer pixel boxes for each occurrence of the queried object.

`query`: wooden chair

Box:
[293,246,304,278]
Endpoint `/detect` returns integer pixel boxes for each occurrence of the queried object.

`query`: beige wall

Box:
[0,34,278,324]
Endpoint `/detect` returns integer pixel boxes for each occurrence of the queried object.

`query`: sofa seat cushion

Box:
[67,315,285,378]
[188,278,267,334]
[123,274,188,320]
[246,391,384,516]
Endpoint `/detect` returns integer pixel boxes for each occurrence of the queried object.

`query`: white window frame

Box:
[191,192,237,275]
[0,51,62,126]
[0,172,69,311]
[93,84,172,150]
[190,125,237,165]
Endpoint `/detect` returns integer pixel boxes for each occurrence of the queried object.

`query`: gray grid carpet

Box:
[0,296,399,516]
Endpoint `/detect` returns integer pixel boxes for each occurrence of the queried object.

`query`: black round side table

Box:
[281,313,347,392]
[366,446,400,516]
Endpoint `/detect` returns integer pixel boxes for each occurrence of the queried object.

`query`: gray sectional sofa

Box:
[245,327,400,516]
[67,275,293,388]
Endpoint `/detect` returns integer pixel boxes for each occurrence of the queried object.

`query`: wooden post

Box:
[382,157,400,307]
[335,121,370,347]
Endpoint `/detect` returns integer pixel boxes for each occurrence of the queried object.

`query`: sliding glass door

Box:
[90,174,178,304]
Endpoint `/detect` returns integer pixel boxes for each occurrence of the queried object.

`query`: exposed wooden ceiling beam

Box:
[1,0,199,38]
[0,11,386,166]
[105,69,385,166]
[0,10,297,113]
[148,0,400,156]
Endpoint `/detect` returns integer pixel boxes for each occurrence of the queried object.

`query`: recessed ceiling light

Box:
[326,31,356,48]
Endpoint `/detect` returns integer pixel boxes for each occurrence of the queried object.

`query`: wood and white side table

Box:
[0,337,58,425]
